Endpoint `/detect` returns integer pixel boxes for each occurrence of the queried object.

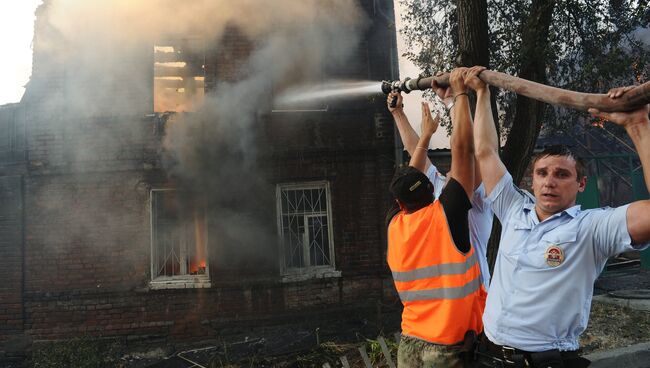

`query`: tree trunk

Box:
[502,0,557,185]
[455,0,500,132]
[487,0,557,270]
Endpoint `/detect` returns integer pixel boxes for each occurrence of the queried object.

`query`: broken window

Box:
[153,37,205,113]
[150,189,210,288]
[277,182,334,272]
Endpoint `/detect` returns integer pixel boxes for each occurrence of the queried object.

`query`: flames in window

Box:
[154,38,205,113]
[151,190,209,279]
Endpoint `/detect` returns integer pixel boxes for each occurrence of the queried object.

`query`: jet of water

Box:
[275,80,382,104]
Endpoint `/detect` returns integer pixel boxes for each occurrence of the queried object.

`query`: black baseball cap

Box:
[390,166,434,212]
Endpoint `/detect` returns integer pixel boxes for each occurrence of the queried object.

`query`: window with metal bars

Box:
[276,182,335,272]
[150,189,209,287]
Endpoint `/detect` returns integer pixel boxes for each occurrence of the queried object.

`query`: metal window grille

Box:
[277,182,334,270]
[150,189,209,279]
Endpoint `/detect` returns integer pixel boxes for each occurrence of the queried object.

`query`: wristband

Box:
[453,92,469,104]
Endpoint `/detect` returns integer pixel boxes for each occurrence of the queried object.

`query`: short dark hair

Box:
[389,166,434,212]
[532,145,586,179]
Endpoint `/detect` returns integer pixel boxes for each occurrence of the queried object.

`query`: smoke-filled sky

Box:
[0,0,450,149]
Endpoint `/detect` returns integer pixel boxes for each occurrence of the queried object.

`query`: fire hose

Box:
[382,70,650,112]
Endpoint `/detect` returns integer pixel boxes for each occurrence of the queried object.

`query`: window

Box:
[277,182,337,277]
[153,37,205,113]
[150,189,210,289]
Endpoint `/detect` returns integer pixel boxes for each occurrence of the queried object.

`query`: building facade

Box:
[0,0,402,354]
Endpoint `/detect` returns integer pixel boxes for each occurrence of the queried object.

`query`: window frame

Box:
[276,181,338,279]
[149,188,211,289]
[153,36,206,113]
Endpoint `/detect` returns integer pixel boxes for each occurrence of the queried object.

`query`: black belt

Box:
[477,336,584,368]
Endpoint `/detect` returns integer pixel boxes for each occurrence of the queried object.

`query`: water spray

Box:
[382,70,650,112]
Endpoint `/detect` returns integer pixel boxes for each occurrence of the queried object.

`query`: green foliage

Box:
[399,0,650,134]
[29,338,125,368]
[364,337,398,366]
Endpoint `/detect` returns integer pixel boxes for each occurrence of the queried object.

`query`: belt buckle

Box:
[501,345,516,363]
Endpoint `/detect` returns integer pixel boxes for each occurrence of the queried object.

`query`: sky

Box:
[0,1,42,105]
[0,0,447,147]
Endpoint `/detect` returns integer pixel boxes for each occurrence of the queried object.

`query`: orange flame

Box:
[189,210,207,275]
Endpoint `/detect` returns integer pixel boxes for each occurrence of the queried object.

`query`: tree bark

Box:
[502,0,556,185]
[455,0,500,133]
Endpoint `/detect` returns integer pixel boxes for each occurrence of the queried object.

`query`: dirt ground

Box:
[580,301,650,354]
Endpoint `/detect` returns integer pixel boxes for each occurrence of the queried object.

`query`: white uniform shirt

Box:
[484,172,650,351]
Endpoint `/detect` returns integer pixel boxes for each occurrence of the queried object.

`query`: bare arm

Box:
[465,66,507,196]
[388,91,437,172]
[590,90,650,244]
[409,102,440,172]
[447,68,475,199]
[474,158,483,191]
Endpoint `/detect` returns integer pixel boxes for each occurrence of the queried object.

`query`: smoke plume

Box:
[33,0,367,271]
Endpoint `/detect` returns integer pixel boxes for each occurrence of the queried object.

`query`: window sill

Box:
[149,276,211,290]
[281,268,341,283]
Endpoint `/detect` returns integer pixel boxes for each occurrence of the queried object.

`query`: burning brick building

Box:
[0,0,402,353]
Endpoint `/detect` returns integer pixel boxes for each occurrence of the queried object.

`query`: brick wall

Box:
[0,0,402,348]
[23,276,387,341]
[0,176,23,343]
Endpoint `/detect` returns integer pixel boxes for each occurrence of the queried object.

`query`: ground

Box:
[14,265,650,368]
[581,302,650,354]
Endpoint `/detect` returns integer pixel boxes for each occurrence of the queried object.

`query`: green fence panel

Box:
[576,175,600,210]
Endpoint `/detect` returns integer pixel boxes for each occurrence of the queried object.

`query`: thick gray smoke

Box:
[162,1,367,270]
[32,0,367,271]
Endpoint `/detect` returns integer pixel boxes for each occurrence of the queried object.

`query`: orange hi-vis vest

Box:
[387,200,486,345]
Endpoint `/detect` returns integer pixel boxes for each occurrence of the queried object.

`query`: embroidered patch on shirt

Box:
[545,245,564,267]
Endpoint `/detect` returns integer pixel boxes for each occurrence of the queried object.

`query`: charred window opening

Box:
[154,37,205,113]
[277,182,334,272]
[150,189,210,288]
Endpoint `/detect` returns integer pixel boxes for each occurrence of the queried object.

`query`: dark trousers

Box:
[474,335,590,368]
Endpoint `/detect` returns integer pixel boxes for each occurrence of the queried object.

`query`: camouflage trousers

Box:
[397,334,465,368]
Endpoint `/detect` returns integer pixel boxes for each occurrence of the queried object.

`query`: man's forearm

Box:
[624,120,650,244]
[473,88,507,195]
[409,133,432,172]
[475,89,499,156]
[449,95,475,197]
[626,122,650,191]
[392,110,432,171]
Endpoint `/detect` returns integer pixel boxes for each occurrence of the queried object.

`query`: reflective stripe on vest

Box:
[398,276,480,301]
[392,252,478,282]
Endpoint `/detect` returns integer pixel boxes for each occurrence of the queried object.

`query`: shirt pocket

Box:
[500,219,531,257]
[526,231,578,269]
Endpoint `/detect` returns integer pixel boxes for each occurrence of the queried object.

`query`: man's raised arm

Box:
[446,68,475,198]
[465,66,507,196]
[590,89,650,244]
[409,102,440,173]
[388,91,438,173]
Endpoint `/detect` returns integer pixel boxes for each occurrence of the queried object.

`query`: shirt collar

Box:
[563,204,581,218]
[523,203,582,219]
